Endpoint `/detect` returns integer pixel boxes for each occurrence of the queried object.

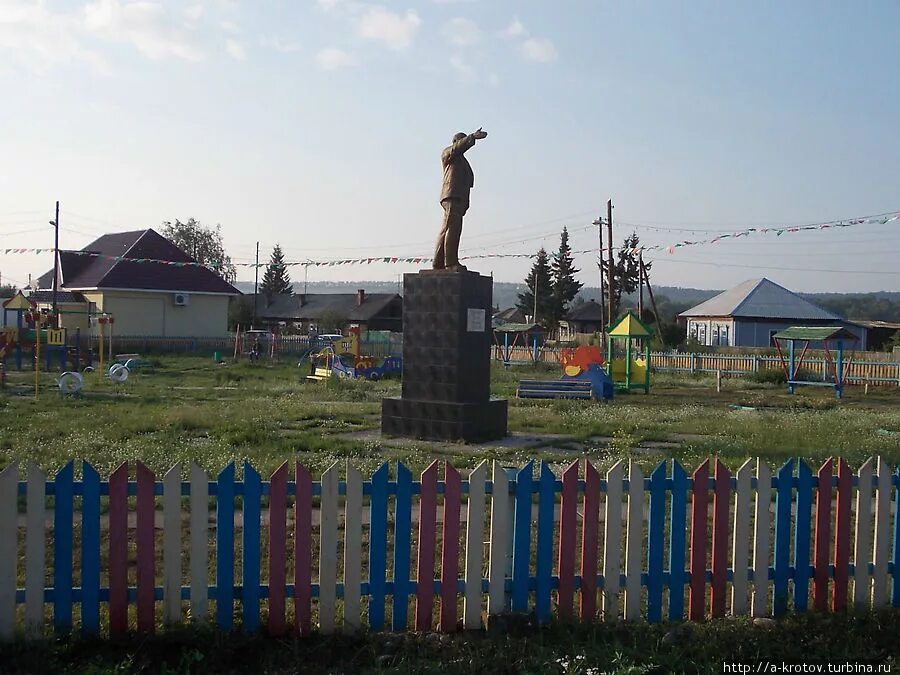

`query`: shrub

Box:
[751,366,816,385]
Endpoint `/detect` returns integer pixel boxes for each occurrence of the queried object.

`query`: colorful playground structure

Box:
[772,326,858,399]
[606,312,654,394]
[516,344,614,401]
[307,326,402,382]
[2,292,89,373]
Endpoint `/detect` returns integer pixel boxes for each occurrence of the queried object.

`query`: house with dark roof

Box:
[678,278,867,349]
[492,306,526,328]
[34,229,240,337]
[242,289,402,333]
[558,299,606,340]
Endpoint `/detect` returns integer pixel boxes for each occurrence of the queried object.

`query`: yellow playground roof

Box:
[2,292,34,311]
[608,311,654,338]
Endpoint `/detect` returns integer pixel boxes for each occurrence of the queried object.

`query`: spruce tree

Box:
[551,226,583,326]
[515,248,555,331]
[602,232,648,318]
[260,244,293,299]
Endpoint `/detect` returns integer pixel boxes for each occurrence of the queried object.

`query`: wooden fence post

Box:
[690,353,696,375]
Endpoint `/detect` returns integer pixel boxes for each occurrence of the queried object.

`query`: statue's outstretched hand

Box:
[474,128,488,140]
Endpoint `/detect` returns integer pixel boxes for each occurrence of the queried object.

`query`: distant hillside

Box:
[233,281,900,322]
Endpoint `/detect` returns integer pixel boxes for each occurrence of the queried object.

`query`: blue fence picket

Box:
[242,462,261,632]
[512,462,534,613]
[668,460,688,621]
[53,462,74,633]
[794,459,813,612]
[647,461,667,623]
[773,459,793,616]
[369,463,389,631]
[393,462,413,631]
[216,462,235,629]
[81,461,101,634]
[893,467,900,608]
[535,462,555,624]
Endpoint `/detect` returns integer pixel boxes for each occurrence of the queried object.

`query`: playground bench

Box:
[517,379,596,400]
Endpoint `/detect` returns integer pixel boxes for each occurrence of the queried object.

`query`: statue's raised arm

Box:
[434,128,487,271]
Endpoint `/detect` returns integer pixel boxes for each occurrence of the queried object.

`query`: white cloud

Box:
[315,47,356,70]
[83,0,205,61]
[521,37,557,63]
[357,6,421,51]
[226,38,246,60]
[220,20,239,34]
[0,1,108,74]
[316,0,343,12]
[441,17,480,46]
[260,36,302,53]
[184,4,204,21]
[487,72,499,87]
[502,17,527,39]
[449,54,476,83]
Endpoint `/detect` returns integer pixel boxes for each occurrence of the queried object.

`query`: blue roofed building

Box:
[678,278,867,349]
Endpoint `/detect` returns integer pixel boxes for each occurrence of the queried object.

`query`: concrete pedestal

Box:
[381,270,508,442]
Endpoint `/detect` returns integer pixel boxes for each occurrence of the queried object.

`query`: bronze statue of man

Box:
[433,128,488,271]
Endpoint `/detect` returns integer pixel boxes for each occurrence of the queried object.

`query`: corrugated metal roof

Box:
[679,278,842,320]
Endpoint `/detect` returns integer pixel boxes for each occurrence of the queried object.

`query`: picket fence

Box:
[1,456,899,640]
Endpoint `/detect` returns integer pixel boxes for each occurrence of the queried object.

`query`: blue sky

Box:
[1,0,898,294]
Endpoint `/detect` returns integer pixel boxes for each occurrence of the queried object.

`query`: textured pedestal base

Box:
[381,397,508,443]
[380,269,508,443]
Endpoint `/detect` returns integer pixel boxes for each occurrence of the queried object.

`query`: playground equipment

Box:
[772,326,859,399]
[306,326,402,382]
[108,363,130,383]
[606,312,654,394]
[58,371,85,394]
[2,293,88,374]
[516,344,614,401]
[493,323,542,367]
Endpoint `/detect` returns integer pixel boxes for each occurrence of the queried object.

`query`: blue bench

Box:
[517,379,595,400]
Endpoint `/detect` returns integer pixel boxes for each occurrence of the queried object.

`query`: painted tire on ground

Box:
[109,364,129,383]
[59,371,84,394]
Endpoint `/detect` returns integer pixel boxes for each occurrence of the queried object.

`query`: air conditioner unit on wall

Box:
[173,292,189,306]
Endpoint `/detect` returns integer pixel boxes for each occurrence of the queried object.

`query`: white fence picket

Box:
[624,461,643,620]
[318,464,339,633]
[343,463,362,632]
[872,457,892,607]
[25,462,45,638]
[853,458,874,609]
[464,462,487,629]
[163,465,182,625]
[603,460,624,621]
[752,461,771,617]
[487,462,511,616]
[0,464,17,640]
[731,459,753,615]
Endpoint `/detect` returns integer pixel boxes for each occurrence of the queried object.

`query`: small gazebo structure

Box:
[772,326,859,399]
[493,322,542,367]
[606,312,654,394]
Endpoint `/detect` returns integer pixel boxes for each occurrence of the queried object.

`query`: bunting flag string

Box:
[1,211,897,269]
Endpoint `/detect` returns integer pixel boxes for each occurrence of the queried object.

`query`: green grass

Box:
[2,356,900,478]
[3,355,900,673]
[1,611,897,674]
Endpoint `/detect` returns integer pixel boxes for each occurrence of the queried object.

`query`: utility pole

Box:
[594,217,607,344]
[253,241,259,328]
[51,200,59,327]
[638,249,644,319]
[532,269,538,326]
[640,258,665,348]
[606,199,614,326]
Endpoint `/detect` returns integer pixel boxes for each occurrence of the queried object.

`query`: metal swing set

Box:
[772,326,859,399]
